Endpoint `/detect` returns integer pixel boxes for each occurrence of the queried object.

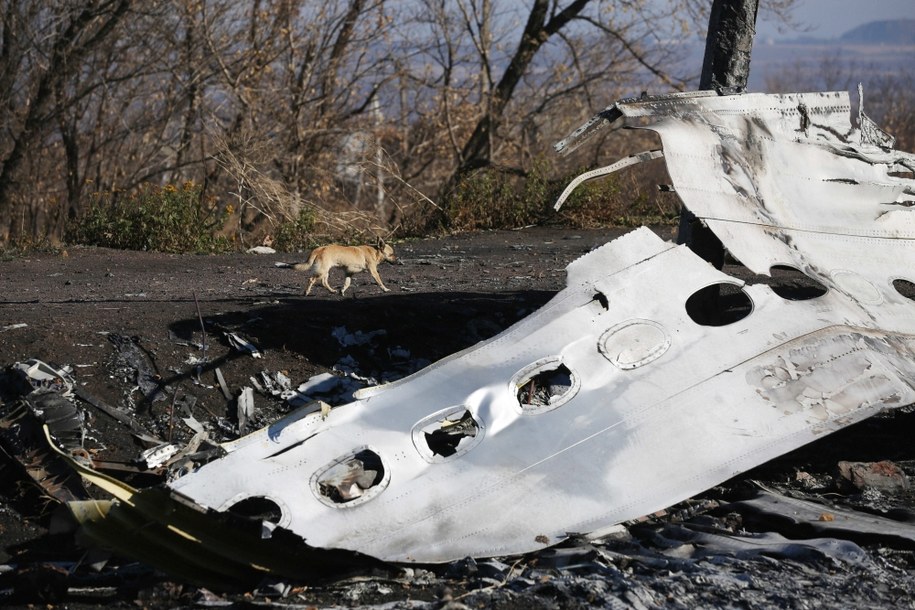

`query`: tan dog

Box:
[295,242,396,296]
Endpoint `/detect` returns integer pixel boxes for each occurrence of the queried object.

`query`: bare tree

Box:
[403,1,707,207]
[0,0,809,244]
[0,0,132,239]
[207,0,395,237]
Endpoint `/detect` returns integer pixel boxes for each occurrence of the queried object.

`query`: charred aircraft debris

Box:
[2,89,915,599]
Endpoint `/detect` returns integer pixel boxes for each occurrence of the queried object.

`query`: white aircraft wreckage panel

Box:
[167,90,915,563]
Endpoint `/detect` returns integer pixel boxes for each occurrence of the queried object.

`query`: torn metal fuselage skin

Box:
[168,90,915,564]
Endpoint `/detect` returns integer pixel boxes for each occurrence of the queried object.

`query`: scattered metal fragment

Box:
[288,372,364,407]
[173,392,198,420]
[248,375,265,393]
[258,370,292,397]
[164,418,219,477]
[28,390,85,451]
[654,521,872,566]
[13,358,75,396]
[0,367,88,502]
[107,334,167,403]
[273,370,291,393]
[237,387,254,435]
[293,372,338,396]
[193,291,209,362]
[137,443,180,470]
[731,488,915,549]
[74,387,154,438]
[184,354,206,366]
[225,332,262,358]
[215,368,232,400]
[182,413,205,434]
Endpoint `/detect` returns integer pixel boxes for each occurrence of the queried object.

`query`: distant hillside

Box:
[840,19,915,44]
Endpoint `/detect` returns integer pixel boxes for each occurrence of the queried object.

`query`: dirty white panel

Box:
[618,91,915,273]
[170,91,915,563]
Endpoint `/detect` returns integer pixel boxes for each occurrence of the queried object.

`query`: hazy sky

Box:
[756,0,915,39]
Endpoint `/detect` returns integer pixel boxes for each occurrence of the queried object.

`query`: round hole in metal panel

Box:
[511,357,580,414]
[411,406,484,463]
[686,283,752,326]
[311,447,389,508]
[599,319,670,370]
[892,278,915,303]
[226,496,284,524]
[767,265,828,300]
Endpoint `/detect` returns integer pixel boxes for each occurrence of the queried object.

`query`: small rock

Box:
[837,460,909,492]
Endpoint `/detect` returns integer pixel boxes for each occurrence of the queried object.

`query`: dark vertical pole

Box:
[679,0,759,318]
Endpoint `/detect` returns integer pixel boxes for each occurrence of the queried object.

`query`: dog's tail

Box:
[273,261,313,271]
[275,249,318,272]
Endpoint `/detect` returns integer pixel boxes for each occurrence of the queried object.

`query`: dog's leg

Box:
[306,276,318,296]
[321,274,337,294]
[341,275,353,296]
[369,266,390,292]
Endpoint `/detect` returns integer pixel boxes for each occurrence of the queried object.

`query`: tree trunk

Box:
[700,0,760,91]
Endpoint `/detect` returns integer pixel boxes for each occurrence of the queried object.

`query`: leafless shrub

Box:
[212,130,389,249]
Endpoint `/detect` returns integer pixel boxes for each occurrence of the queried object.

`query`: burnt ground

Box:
[0,225,914,609]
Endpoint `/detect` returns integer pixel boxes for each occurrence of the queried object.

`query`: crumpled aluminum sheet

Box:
[168,90,915,563]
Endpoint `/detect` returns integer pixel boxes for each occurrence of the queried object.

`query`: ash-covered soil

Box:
[1,226,914,609]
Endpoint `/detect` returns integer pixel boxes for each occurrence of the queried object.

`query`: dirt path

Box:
[0,227,623,458]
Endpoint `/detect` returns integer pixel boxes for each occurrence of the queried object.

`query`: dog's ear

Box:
[375,236,385,250]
